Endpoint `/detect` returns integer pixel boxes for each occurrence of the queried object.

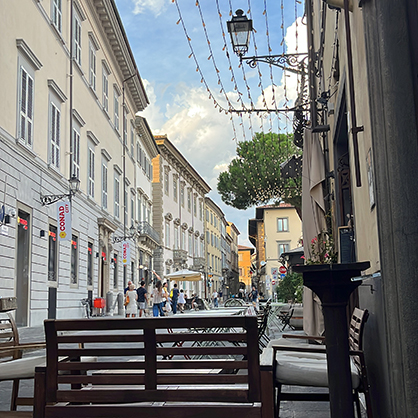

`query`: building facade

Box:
[249,204,302,297]
[238,245,254,291]
[0,0,158,325]
[152,135,210,297]
[226,222,240,296]
[204,197,224,296]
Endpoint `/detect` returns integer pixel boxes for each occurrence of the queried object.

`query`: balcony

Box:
[173,249,188,266]
[137,221,160,249]
[192,257,205,271]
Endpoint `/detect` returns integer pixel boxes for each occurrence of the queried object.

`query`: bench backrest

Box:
[0,313,21,360]
[43,315,261,406]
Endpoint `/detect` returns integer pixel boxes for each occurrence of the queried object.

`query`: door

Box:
[16,209,30,326]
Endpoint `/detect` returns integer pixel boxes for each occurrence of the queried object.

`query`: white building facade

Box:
[152,135,210,297]
[0,0,157,325]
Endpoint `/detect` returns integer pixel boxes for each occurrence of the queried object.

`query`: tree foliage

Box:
[276,272,304,303]
[217,132,302,214]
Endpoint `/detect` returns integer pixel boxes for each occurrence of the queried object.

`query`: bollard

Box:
[106,291,113,315]
[117,292,124,316]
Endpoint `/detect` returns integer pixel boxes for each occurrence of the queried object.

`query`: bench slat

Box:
[56,388,251,403]
[44,404,262,418]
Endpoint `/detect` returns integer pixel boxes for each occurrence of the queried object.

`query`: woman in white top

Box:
[125,284,138,317]
[178,289,186,313]
[151,279,165,317]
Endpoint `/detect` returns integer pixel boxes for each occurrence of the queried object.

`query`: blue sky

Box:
[114,0,306,245]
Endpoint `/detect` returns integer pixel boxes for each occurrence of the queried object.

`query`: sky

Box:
[114,0,307,246]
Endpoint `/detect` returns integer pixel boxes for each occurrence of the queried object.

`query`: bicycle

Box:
[80,298,91,318]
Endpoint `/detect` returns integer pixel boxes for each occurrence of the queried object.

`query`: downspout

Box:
[343,0,363,187]
[69,0,73,180]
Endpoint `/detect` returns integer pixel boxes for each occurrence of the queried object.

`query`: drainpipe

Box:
[69,0,73,180]
[343,0,363,187]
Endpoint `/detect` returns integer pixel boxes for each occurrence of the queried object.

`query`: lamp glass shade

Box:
[227,10,252,56]
[69,175,80,194]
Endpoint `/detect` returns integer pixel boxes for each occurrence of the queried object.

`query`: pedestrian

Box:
[212,290,219,308]
[136,280,148,317]
[191,293,199,310]
[124,280,133,294]
[218,289,223,303]
[150,279,165,317]
[125,283,138,318]
[178,289,186,313]
[162,281,171,313]
[249,285,259,311]
[171,283,179,314]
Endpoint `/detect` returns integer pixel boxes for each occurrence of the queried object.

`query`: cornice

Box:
[135,116,159,158]
[91,0,149,112]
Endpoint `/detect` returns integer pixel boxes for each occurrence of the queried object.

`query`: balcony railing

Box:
[137,221,160,245]
[173,249,188,265]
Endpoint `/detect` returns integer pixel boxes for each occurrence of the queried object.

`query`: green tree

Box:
[217,132,302,216]
[276,272,304,303]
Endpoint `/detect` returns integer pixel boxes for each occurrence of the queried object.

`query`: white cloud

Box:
[132,0,167,17]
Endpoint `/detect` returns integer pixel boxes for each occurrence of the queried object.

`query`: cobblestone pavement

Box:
[0,312,366,417]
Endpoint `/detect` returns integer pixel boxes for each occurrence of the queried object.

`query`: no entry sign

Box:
[279,266,287,274]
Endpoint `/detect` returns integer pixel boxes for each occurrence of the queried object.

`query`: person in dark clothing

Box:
[171,283,179,314]
[136,280,148,317]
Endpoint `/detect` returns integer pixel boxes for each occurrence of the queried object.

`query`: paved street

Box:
[0,310,366,417]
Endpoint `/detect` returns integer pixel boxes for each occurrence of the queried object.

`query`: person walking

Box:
[136,280,148,317]
[124,280,133,294]
[150,279,165,317]
[125,283,138,318]
[178,289,186,313]
[212,290,219,308]
[250,285,259,311]
[171,283,179,314]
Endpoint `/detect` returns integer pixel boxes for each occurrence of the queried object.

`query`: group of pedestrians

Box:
[123,271,188,318]
[123,280,149,318]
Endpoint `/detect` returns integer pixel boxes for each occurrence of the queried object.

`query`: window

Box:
[89,40,97,91]
[239,253,243,262]
[137,195,142,221]
[88,146,95,197]
[130,124,134,157]
[130,195,134,226]
[194,195,197,216]
[131,261,135,284]
[102,162,108,209]
[181,229,186,250]
[211,232,214,246]
[48,225,58,281]
[188,233,192,256]
[199,201,203,220]
[278,241,290,257]
[18,67,34,146]
[123,109,128,145]
[113,253,118,289]
[194,235,198,257]
[124,189,128,227]
[102,65,109,112]
[147,203,151,223]
[142,198,146,223]
[164,170,169,195]
[180,183,185,207]
[173,176,178,202]
[136,142,141,163]
[114,88,119,131]
[206,231,209,243]
[114,174,120,218]
[210,212,213,225]
[49,102,60,169]
[277,217,289,232]
[71,128,80,179]
[187,189,191,212]
[206,209,209,222]
[87,242,93,287]
[73,11,82,66]
[174,225,179,249]
[239,267,243,277]
[200,239,204,258]
[165,222,170,247]
[52,0,62,33]
[71,235,78,286]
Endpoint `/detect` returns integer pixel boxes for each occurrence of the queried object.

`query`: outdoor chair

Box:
[262,307,372,418]
[278,307,295,331]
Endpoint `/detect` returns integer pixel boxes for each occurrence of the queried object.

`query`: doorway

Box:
[16,209,31,326]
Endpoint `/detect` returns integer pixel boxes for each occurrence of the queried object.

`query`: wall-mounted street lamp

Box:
[227,9,307,75]
[40,174,80,206]
[112,224,136,244]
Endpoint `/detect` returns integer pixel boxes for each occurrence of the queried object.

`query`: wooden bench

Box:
[33,315,273,418]
[0,312,46,415]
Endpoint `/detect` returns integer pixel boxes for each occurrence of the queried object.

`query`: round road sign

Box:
[271,280,276,285]
[279,266,287,274]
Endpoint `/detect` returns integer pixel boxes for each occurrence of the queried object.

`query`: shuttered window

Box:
[50,103,60,168]
[19,67,34,146]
